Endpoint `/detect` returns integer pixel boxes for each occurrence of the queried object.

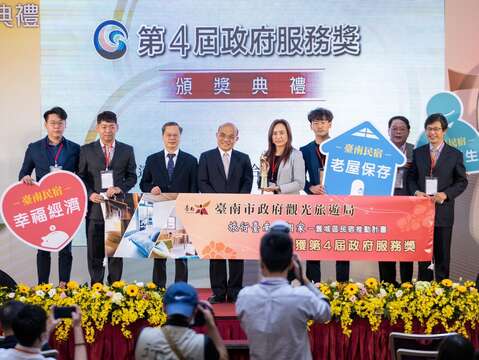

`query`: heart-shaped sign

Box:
[1,170,87,252]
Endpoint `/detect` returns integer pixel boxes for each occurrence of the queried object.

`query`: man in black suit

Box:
[140,122,198,288]
[198,123,253,303]
[300,108,349,283]
[78,111,137,285]
[407,113,468,281]
[18,106,80,286]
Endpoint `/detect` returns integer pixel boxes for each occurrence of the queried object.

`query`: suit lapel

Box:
[94,141,107,169]
[41,137,50,165]
[108,141,121,169]
[157,150,169,179]
[172,150,185,180]
[433,143,450,175]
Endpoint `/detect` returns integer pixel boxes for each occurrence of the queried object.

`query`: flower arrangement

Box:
[0,281,166,343]
[316,278,479,337]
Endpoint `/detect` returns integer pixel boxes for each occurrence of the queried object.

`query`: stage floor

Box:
[197,288,237,318]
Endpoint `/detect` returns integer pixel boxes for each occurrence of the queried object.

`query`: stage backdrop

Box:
[1,0,478,284]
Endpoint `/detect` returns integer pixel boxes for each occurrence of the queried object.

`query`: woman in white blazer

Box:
[262,119,305,194]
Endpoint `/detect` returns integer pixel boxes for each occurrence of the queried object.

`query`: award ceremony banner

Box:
[0,171,87,252]
[113,193,434,262]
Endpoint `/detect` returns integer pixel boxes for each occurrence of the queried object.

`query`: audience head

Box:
[0,301,25,335]
[216,122,238,152]
[96,111,118,144]
[260,220,293,275]
[11,304,47,347]
[164,282,199,321]
[388,115,410,146]
[437,334,475,360]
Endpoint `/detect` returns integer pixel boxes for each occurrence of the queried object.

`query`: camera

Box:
[53,306,75,319]
[192,302,214,327]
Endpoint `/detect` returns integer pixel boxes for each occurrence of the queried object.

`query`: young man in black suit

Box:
[198,123,253,303]
[78,111,137,285]
[18,106,80,286]
[300,108,349,283]
[140,121,198,288]
[407,113,468,281]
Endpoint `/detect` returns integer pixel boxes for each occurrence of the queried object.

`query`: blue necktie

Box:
[167,153,175,181]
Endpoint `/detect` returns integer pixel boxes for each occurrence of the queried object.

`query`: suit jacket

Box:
[274,148,305,194]
[140,150,198,193]
[406,143,468,227]
[198,148,253,193]
[300,141,323,194]
[78,140,137,220]
[18,136,80,181]
[394,142,414,196]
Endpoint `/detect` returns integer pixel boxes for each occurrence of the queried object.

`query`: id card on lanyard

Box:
[316,145,325,185]
[101,145,114,189]
[48,142,64,173]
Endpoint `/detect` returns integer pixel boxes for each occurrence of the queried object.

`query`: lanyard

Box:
[316,145,325,167]
[271,157,279,179]
[46,140,64,166]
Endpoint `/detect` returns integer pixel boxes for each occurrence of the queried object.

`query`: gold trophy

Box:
[259,153,269,192]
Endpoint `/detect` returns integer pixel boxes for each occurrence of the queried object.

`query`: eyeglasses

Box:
[426,127,443,133]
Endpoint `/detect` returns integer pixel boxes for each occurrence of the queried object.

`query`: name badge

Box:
[49,165,63,173]
[425,176,438,195]
[101,170,114,189]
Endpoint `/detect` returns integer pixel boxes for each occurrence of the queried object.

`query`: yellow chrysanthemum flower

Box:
[92,283,103,292]
[41,283,53,292]
[343,283,358,296]
[457,285,467,293]
[365,277,379,289]
[66,280,79,290]
[441,279,453,288]
[125,284,139,297]
[146,282,157,290]
[112,280,126,289]
[17,284,30,294]
[401,282,413,289]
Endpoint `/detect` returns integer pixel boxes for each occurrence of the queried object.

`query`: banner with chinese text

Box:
[113,193,434,261]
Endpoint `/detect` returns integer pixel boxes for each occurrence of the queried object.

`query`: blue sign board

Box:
[417,91,479,174]
[321,121,406,195]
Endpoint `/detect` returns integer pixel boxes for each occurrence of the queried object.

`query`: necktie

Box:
[167,153,175,181]
[222,152,230,179]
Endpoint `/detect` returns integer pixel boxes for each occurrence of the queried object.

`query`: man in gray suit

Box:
[78,111,137,285]
[378,116,414,285]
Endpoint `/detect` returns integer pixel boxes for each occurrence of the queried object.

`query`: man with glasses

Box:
[19,106,80,286]
[198,123,253,303]
[407,113,468,281]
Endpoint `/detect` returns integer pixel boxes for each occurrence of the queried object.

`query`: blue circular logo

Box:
[93,20,128,60]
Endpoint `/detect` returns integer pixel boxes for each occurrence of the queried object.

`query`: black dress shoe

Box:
[208,295,226,304]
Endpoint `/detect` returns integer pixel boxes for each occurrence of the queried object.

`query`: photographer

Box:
[236,221,331,360]
[135,282,228,360]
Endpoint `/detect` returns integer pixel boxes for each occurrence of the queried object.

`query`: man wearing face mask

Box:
[378,116,414,286]
[198,123,253,303]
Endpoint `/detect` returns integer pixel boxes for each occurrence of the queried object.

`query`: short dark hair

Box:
[43,107,67,121]
[260,230,293,272]
[388,116,410,130]
[424,113,448,130]
[437,334,474,360]
[308,108,333,123]
[0,301,25,331]
[162,122,183,135]
[11,305,47,347]
[97,111,117,124]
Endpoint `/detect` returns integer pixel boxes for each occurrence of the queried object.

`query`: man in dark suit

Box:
[18,106,80,286]
[378,116,414,286]
[407,113,468,281]
[198,123,253,303]
[300,108,349,282]
[140,121,198,288]
[78,111,137,285]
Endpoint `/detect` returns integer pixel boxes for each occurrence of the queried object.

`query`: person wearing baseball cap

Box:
[135,282,227,360]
